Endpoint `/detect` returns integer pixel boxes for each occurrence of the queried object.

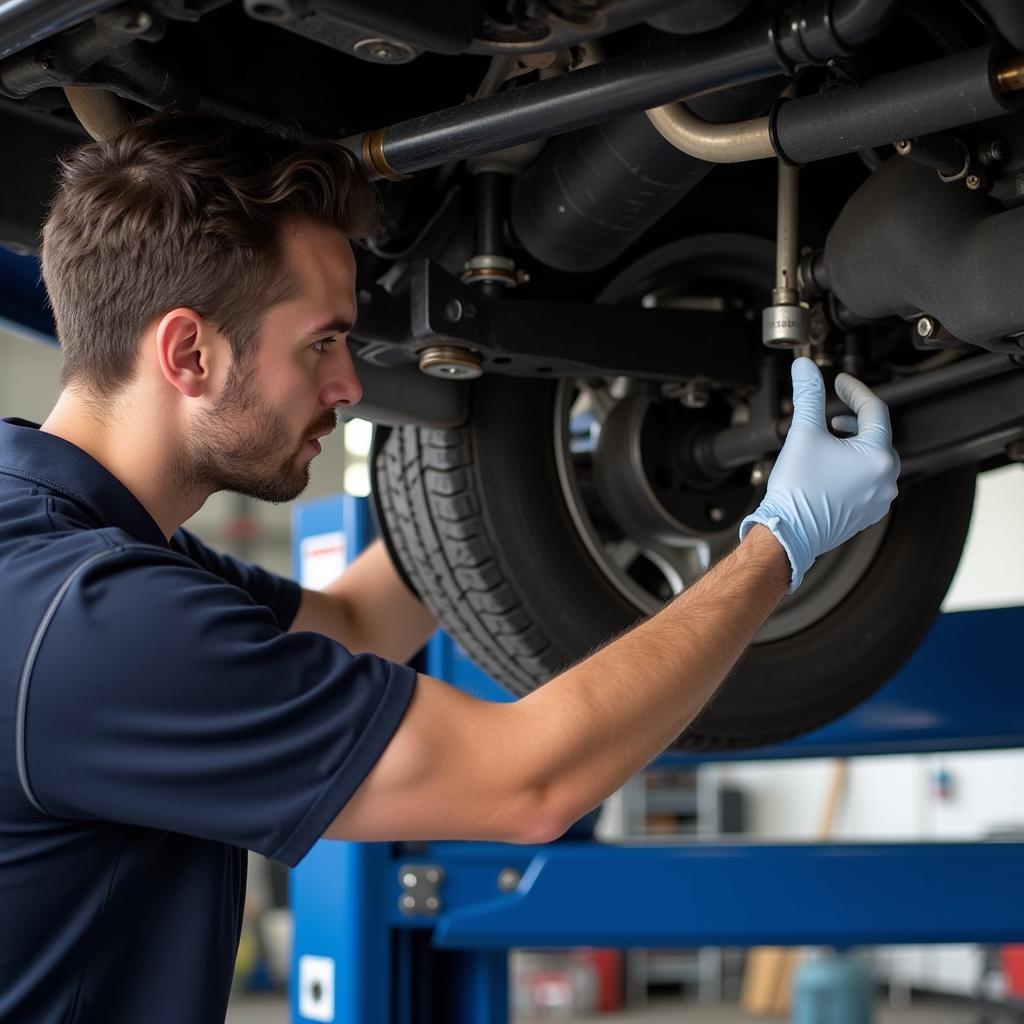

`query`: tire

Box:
[372,385,974,749]
[371,234,977,750]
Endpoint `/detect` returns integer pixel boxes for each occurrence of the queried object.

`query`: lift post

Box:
[290,494,1024,1024]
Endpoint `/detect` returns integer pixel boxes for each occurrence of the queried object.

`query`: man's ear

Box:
[154,308,226,398]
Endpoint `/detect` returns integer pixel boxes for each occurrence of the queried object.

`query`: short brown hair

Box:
[41,110,377,397]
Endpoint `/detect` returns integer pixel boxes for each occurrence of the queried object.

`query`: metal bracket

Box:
[353,260,761,385]
[398,863,445,917]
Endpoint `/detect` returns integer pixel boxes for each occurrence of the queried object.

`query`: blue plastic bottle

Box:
[792,952,874,1024]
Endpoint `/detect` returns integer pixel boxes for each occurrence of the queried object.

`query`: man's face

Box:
[184,219,362,503]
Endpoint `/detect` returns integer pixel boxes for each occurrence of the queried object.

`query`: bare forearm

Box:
[517,525,789,826]
[330,540,437,661]
[294,539,438,662]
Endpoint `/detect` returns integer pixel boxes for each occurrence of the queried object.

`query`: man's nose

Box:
[321,344,363,408]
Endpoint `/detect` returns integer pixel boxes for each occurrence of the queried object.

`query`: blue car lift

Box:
[290,494,1024,1023]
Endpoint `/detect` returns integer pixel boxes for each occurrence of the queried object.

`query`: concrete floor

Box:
[225,993,984,1023]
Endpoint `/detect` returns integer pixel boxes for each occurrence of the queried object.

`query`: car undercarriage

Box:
[2,0,1023,747]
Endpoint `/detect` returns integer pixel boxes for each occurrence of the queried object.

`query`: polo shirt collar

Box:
[0,417,169,548]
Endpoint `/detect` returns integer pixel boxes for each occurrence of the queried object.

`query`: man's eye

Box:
[312,337,338,354]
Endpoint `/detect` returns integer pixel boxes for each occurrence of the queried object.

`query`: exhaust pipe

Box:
[343,0,897,180]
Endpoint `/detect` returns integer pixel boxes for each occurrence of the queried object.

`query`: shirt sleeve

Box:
[170,526,303,631]
[23,543,416,866]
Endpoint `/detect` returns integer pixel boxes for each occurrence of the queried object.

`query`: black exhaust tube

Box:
[348,0,895,179]
[510,79,784,273]
[773,47,1020,165]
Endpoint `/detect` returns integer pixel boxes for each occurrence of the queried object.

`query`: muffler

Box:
[824,157,1024,346]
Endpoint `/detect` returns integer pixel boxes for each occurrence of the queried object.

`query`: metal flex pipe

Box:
[646,46,1024,165]
[645,101,773,162]
[341,0,896,179]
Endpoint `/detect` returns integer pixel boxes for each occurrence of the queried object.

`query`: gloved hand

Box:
[739,357,900,593]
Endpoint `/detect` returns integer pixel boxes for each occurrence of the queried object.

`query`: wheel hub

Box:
[594,391,756,545]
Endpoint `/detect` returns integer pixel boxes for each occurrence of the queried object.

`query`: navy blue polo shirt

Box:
[0,417,416,1023]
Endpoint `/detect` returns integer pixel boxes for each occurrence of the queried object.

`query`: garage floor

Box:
[225,993,982,1023]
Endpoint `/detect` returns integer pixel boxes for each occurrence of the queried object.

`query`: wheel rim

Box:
[551,235,889,642]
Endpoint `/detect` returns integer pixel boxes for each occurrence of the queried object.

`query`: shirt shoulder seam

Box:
[15,543,128,816]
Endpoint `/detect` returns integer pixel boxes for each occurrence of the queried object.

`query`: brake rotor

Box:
[593,390,756,546]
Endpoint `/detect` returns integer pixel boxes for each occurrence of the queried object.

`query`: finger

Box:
[790,357,826,429]
[834,372,893,446]
[831,415,858,434]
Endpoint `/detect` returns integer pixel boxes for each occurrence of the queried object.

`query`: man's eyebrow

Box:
[302,315,357,338]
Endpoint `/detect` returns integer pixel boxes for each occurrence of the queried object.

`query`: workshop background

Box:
[3,322,1023,1023]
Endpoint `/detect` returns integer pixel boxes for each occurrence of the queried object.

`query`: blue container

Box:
[792,952,874,1024]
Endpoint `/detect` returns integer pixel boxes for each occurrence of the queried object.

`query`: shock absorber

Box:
[418,169,526,380]
[462,170,524,296]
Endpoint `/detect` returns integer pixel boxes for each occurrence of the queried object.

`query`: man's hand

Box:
[739,357,901,592]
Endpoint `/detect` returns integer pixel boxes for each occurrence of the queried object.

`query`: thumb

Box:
[790,357,826,429]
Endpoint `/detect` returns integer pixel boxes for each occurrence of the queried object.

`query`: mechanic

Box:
[0,111,900,1022]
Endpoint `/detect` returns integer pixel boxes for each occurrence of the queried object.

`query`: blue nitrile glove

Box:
[738,357,901,593]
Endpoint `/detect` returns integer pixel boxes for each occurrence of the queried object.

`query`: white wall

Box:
[943,464,1024,611]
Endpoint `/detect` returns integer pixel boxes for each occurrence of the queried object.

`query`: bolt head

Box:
[497,868,522,892]
[444,299,463,323]
[895,139,912,155]
[401,895,416,910]
[965,174,983,191]
[708,506,725,524]
[916,316,937,339]
[679,383,711,409]
[353,37,415,63]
